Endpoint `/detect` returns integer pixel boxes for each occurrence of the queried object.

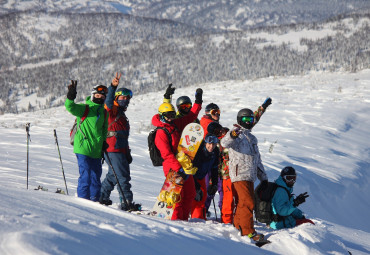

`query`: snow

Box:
[1,69,370,254]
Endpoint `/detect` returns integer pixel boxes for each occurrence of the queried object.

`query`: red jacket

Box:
[200,114,214,137]
[152,103,202,176]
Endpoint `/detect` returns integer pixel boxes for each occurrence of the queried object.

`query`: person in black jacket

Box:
[190,134,220,220]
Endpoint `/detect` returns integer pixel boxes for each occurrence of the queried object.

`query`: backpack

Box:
[70,105,89,145]
[254,182,290,224]
[148,127,173,166]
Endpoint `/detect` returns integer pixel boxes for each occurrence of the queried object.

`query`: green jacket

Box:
[65,97,108,159]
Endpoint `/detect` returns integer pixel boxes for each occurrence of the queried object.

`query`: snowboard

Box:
[151,123,204,219]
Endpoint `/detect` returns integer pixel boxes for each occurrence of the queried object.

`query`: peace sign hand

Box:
[111,72,122,87]
[67,80,77,100]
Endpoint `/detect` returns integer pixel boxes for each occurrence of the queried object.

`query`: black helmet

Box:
[280,166,297,187]
[205,103,219,113]
[207,122,223,137]
[237,108,254,129]
[176,96,192,114]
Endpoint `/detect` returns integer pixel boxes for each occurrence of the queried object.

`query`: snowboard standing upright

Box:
[152,123,204,219]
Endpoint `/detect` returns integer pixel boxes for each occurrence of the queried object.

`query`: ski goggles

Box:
[210,109,220,115]
[241,116,254,124]
[93,85,108,94]
[179,103,192,110]
[204,135,219,144]
[283,175,297,183]
[163,111,176,119]
[115,88,133,99]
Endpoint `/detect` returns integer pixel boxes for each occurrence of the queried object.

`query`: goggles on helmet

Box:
[241,116,254,124]
[163,111,176,119]
[210,109,220,115]
[179,103,192,110]
[93,85,108,94]
[115,89,133,99]
[205,135,219,144]
[283,175,297,183]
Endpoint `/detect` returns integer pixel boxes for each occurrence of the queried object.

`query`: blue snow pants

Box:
[100,152,133,202]
[75,154,102,201]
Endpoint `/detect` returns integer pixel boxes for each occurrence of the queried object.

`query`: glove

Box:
[195,88,203,104]
[164,83,175,99]
[178,168,189,181]
[126,149,133,164]
[260,180,268,191]
[207,184,218,196]
[230,126,241,139]
[293,192,309,207]
[67,80,77,100]
[262,97,272,109]
[195,188,203,202]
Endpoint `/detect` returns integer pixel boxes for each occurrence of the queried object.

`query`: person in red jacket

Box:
[152,87,203,220]
[99,73,139,211]
[200,103,221,137]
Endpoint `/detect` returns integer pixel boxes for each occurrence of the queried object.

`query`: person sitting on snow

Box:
[270,166,314,229]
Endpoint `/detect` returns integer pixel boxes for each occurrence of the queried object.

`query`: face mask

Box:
[92,96,105,105]
[117,99,129,108]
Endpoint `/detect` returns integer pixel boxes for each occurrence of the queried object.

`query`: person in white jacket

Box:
[221,108,268,242]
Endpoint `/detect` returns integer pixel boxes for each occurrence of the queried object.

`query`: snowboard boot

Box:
[121,201,142,212]
[248,232,265,242]
[99,196,112,206]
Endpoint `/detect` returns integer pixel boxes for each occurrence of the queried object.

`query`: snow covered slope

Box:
[1,70,370,254]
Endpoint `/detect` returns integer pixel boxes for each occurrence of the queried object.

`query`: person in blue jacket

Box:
[270,166,314,229]
[190,134,220,220]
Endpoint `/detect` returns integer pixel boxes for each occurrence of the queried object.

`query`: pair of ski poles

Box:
[25,125,69,195]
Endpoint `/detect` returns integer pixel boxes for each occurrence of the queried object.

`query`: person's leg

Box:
[232,181,255,235]
[76,154,91,200]
[221,178,234,224]
[191,178,207,220]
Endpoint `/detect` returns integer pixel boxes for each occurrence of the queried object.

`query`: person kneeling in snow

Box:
[270,166,314,229]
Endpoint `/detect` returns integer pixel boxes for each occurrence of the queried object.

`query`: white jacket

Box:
[221,127,267,183]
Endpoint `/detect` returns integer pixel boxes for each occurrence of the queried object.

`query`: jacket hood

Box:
[275,175,293,193]
[152,114,173,129]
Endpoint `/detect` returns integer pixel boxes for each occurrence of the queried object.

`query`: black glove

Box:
[230,126,241,139]
[207,184,218,196]
[195,188,203,202]
[260,180,268,191]
[262,97,272,109]
[293,192,309,207]
[178,168,189,181]
[126,149,133,164]
[67,80,77,100]
[195,88,203,104]
[164,83,175,99]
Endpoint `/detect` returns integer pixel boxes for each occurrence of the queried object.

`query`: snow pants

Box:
[205,174,223,212]
[232,180,255,236]
[191,178,207,220]
[76,154,102,201]
[172,175,195,221]
[221,178,235,224]
[100,152,133,203]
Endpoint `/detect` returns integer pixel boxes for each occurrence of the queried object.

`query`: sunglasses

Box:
[210,109,220,115]
[115,89,133,98]
[164,111,176,119]
[179,103,192,110]
[205,135,219,144]
[283,175,297,182]
[241,116,254,124]
[94,85,108,94]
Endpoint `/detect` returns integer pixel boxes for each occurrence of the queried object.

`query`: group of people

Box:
[65,74,313,243]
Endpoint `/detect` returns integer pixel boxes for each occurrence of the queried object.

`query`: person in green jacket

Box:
[65,80,108,201]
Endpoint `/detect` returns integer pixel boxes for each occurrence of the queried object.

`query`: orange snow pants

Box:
[232,181,255,236]
[221,178,235,224]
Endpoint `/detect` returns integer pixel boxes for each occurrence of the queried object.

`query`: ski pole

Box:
[54,129,69,195]
[103,151,129,208]
[212,197,218,221]
[26,123,31,189]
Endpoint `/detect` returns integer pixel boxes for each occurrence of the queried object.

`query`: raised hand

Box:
[67,80,77,100]
[195,88,203,104]
[111,72,121,87]
[164,83,175,99]
[293,192,309,207]
[262,97,272,109]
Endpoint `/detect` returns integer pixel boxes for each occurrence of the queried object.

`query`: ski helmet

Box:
[207,122,223,137]
[280,166,297,187]
[91,85,108,97]
[158,103,176,115]
[205,103,219,113]
[176,96,192,114]
[115,88,133,99]
[237,108,254,129]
